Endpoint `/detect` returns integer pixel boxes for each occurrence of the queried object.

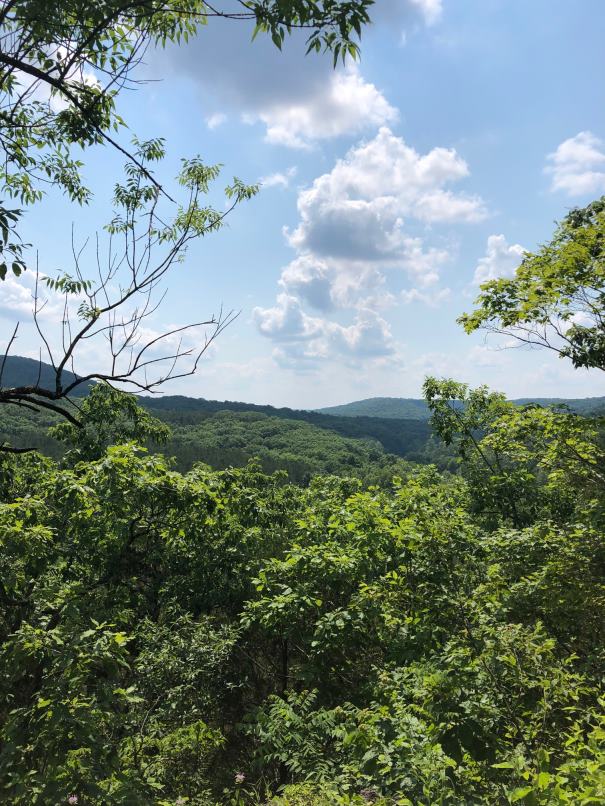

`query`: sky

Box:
[4,0,605,408]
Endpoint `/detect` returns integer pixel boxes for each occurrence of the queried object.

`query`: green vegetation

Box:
[460,197,605,372]
[1,358,441,477]
[0,386,438,481]
[1,369,604,803]
[167,410,400,480]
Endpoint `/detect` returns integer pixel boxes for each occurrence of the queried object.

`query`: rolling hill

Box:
[0,355,94,395]
[318,394,605,419]
[0,357,435,477]
[2,356,602,479]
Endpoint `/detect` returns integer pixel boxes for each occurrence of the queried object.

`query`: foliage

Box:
[0,377,603,803]
[0,366,443,473]
[166,410,417,482]
[424,377,605,529]
[49,383,171,461]
[460,197,605,371]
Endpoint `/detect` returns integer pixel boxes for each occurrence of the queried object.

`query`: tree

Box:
[0,138,256,444]
[0,0,374,279]
[459,198,605,371]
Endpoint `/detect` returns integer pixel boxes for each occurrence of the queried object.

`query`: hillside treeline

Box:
[0,400,451,482]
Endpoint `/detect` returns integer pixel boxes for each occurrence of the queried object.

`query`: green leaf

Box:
[510,786,533,802]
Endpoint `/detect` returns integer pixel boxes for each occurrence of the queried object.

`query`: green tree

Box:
[423,376,605,529]
[460,198,605,371]
[49,383,171,461]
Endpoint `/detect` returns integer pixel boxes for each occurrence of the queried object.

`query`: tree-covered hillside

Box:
[167,410,403,480]
[317,396,432,419]
[319,394,605,419]
[0,396,443,482]
[1,358,436,471]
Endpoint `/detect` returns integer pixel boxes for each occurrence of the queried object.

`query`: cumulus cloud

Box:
[245,66,397,148]
[0,271,64,321]
[327,308,396,359]
[546,131,605,196]
[255,128,487,369]
[259,167,297,189]
[278,255,334,311]
[288,127,486,262]
[253,293,323,342]
[278,127,482,309]
[472,234,525,285]
[259,304,397,368]
[158,20,397,148]
[153,0,441,148]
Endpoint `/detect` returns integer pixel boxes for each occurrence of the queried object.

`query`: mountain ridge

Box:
[0,355,94,395]
[317,394,605,419]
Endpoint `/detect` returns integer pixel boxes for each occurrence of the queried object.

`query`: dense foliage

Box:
[0,397,437,482]
[0,368,603,804]
[0,364,443,476]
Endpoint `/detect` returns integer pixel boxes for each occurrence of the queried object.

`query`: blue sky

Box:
[5,0,605,407]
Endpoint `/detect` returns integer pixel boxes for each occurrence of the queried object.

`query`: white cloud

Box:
[289,128,486,263]
[546,131,605,196]
[206,112,227,129]
[254,296,396,368]
[259,167,297,189]
[279,255,334,311]
[401,287,451,306]
[253,293,323,342]
[255,128,487,370]
[158,25,397,148]
[472,234,525,285]
[245,66,397,149]
[0,271,63,321]
[0,274,38,319]
[326,308,396,359]
[278,127,482,308]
